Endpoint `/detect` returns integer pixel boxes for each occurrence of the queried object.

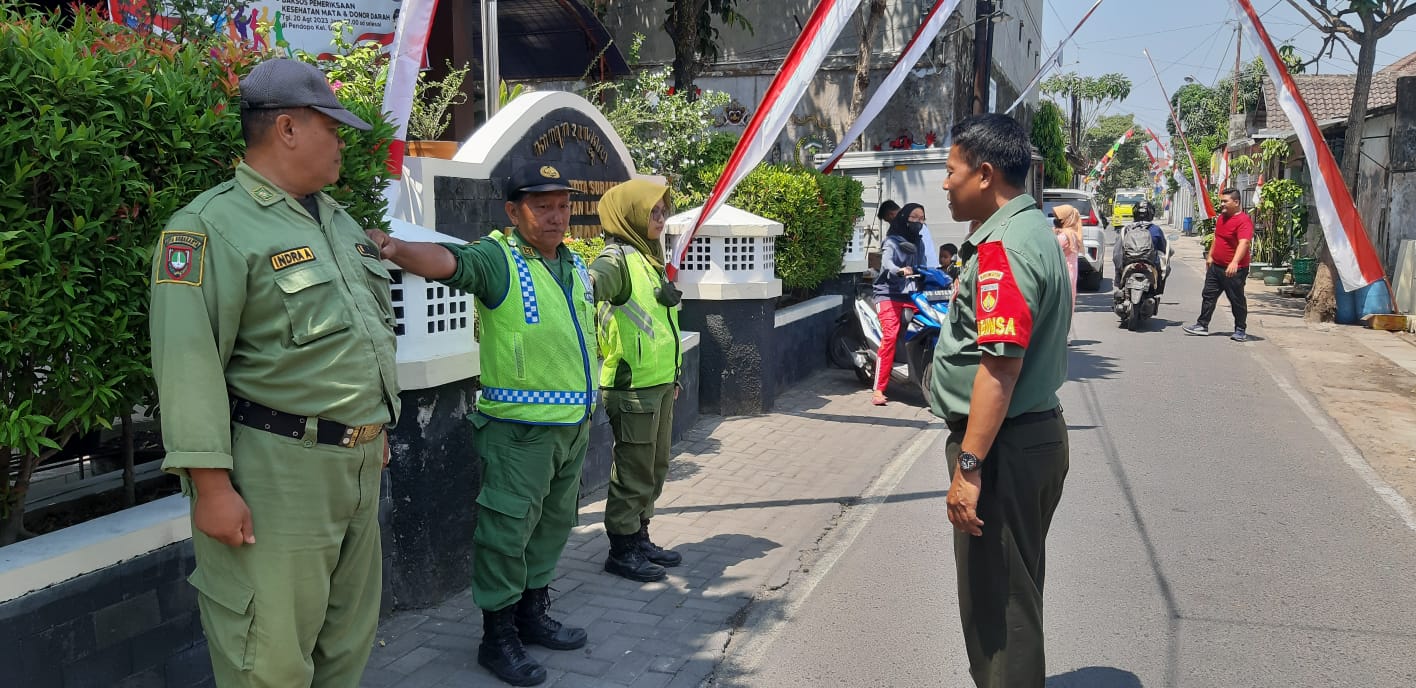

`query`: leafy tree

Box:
[1168,83,1228,142]
[1285,0,1416,321]
[0,4,393,544]
[1031,100,1073,187]
[851,0,888,118]
[664,0,752,93]
[583,35,730,195]
[1041,72,1132,159]
[1086,115,1151,204]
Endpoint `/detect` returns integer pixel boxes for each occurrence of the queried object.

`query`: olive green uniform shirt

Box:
[439,233,583,305]
[150,164,401,478]
[930,194,1071,421]
[585,244,631,305]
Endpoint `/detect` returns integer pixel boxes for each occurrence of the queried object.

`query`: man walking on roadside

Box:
[1183,188,1253,341]
[930,113,1072,688]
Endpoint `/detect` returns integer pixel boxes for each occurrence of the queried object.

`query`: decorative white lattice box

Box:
[665,204,783,301]
[386,218,480,390]
[841,221,868,273]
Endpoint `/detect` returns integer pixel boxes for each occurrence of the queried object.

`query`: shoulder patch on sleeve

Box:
[974,241,1033,349]
[156,231,207,286]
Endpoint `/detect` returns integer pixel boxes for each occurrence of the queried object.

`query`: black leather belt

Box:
[945,406,1060,434]
[232,398,384,448]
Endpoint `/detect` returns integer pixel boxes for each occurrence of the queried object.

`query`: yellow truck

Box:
[1111,189,1150,228]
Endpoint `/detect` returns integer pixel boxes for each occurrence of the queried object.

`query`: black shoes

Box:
[515,587,587,650]
[605,532,667,582]
[637,519,682,568]
[478,606,547,686]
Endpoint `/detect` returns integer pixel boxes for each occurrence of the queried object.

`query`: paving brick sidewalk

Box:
[360,371,938,688]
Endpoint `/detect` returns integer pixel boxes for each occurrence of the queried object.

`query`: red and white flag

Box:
[668,0,863,279]
[1214,149,1230,188]
[380,0,441,210]
[1146,127,1168,156]
[1232,0,1384,291]
[818,0,961,173]
[1144,49,1216,220]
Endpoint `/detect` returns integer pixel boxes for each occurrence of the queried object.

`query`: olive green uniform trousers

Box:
[603,383,675,536]
[189,424,385,688]
[946,412,1069,688]
[470,414,590,611]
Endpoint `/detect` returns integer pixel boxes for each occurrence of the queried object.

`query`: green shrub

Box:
[582,34,730,188]
[675,131,741,207]
[564,235,606,266]
[0,4,393,542]
[727,164,863,292]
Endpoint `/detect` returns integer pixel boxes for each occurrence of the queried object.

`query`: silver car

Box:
[1042,188,1108,292]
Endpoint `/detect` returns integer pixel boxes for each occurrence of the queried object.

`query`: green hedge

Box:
[722,164,863,292]
[0,4,393,541]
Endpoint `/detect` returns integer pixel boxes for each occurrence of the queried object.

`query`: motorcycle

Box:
[829,268,953,395]
[1112,231,1172,331]
[1113,261,1162,331]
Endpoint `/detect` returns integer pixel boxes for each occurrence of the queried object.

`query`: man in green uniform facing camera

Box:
[931,113,1072,688]
[365,164,594,687]
[149,59,400,687]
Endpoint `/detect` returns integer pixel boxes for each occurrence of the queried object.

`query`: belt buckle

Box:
[340,423,384,448]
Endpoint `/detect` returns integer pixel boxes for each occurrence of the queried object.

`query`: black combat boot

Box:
[605,532,667,582]
[478,606,547,686]
[515,587,587,650]
[637,519,682,567]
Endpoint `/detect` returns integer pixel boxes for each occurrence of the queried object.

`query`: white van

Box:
[817,147,1044,263]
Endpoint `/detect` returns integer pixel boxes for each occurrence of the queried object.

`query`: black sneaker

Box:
[1182,324,1209,336]
[1230,329,1248,342]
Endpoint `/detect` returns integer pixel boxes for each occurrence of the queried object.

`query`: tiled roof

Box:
[1259,51,1416,132]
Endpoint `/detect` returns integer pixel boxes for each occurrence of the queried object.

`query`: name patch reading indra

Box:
[271,247,316,271]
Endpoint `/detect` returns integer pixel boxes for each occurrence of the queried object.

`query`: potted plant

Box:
[1251,178,1303,284]
[405,62,473,159]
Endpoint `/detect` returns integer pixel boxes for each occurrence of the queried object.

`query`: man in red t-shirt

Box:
[1184,188,1254,341]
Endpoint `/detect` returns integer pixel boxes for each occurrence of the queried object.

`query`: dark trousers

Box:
[946,413,1069,688]
[1196,263,1248,330]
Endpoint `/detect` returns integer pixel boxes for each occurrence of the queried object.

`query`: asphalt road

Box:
[713,230,1416,688]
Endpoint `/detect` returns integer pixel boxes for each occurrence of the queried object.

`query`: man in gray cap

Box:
[149,58,400,687]
[365,163,594,686]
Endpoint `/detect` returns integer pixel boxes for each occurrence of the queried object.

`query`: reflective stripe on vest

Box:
[476,230,596,425]
[597,245,681,389]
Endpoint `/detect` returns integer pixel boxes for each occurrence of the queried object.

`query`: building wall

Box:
[1389,77,1416,275]
[1356,113,1394,271]
[596,0,1041,162]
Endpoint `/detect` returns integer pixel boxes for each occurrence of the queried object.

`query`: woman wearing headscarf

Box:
[871,202,926,406]
[1052,204,1084,308]
[587,179,683,584]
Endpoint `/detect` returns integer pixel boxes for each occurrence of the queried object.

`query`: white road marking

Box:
[1250,350,1416,532]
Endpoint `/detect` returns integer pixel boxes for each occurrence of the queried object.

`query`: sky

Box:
[1037,0,1416,136]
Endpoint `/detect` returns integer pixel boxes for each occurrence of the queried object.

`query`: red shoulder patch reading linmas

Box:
[974,241,1033,348]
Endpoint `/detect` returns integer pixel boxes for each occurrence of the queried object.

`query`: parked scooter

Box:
[829,268,952,395]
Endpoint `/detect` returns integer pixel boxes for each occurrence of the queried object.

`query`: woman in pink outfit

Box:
[1051,204,1083,307]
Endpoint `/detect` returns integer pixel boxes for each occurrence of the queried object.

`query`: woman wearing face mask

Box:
[588,179,684,584]
[870,202,926,406]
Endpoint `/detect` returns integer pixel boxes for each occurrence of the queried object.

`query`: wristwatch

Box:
[957,450,982,473]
